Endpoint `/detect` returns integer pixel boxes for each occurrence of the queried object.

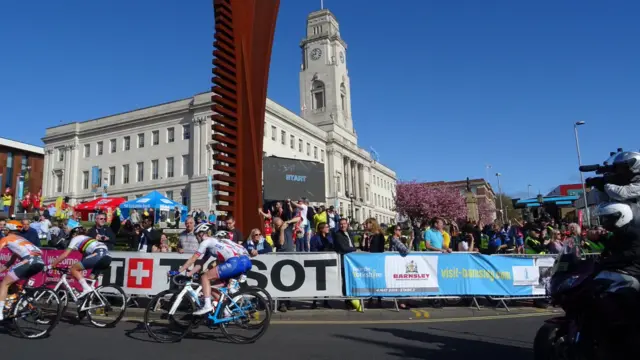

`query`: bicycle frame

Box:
[49,273,107,312]
[167,279,252,325]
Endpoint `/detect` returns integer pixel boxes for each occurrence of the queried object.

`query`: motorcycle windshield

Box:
[548,242,588,295]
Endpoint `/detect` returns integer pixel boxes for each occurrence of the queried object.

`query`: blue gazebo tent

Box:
[119,191,188,222]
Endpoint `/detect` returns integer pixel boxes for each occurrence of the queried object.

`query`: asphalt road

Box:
[0,312,548,359]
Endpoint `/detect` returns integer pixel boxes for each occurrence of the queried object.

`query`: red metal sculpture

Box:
[211,0,280,233]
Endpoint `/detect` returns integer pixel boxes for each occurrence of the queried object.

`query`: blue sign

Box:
[91,166,100,193]
[343,253,549,297]
[17,178,24,201]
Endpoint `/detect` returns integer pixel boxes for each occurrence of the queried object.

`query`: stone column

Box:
[63,145,72,193]
[198,116,209,176]
[68,143,78,195]
[343,156,350,196]
[354,162,361,201]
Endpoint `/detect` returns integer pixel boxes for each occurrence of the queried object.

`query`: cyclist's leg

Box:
[73,250,106,296]
[195,257,239,315]
[1,257,44,319]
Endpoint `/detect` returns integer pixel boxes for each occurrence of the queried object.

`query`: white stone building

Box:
[42,9,397,224]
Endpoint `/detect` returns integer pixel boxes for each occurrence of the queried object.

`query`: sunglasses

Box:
[253,233,262,237]
[97,218,106,221]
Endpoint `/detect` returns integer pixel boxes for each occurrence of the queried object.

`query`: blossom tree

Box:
[478,198,497,224]
[394,181,468,224]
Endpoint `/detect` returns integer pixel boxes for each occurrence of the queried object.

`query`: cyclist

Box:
[0,232,45,321]
[174,223,253,315]
[46,220,112,299]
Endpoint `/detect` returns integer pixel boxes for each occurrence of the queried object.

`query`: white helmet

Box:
[214,230,229,239]
[612,151,640,174]
[596,202,633,231]
[194,223,212,234]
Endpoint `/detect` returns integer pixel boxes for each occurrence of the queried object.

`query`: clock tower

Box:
[299,9,355,143]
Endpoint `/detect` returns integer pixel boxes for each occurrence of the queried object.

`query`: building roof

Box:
[0,137,44,155]
[421,178,496,195]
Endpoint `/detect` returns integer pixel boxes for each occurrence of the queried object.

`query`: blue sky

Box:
[1,0,639,198]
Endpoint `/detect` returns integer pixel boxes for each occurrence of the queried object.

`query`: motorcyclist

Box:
[589,151,640,203]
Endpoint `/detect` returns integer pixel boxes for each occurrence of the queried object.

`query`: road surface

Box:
[1,308,549,359]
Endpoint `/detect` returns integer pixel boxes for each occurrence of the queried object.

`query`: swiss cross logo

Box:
[127,258,154,288]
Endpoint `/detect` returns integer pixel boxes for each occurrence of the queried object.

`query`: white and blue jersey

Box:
[195,237,251,279]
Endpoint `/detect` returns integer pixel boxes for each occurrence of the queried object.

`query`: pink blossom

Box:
[394,181,467,224]
[478,198,497,223]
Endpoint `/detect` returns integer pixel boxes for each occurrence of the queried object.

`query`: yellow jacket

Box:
[2,194,12,207]
[442,231,451,249]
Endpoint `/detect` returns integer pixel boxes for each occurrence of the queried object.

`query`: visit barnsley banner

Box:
[343,252,538,297]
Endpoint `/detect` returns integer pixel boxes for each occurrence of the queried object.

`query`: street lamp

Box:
[346,190,356,223]
[574,121,591,227]
[495,172,505,224]
[527,184,532,198]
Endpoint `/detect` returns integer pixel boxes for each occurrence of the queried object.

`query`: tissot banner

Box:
[343,253,554,297]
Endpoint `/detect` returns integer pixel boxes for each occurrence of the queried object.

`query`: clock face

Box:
[340,52,345,64]
[310,48,322,60]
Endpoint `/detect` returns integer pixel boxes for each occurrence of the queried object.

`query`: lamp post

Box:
[495,172,505,223]
[347,190,356,223]
[574,121,591,227]
[527,184,532,198]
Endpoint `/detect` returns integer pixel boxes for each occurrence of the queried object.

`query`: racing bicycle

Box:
[43,267,127,328]
[3,277,63,339]
[144,273,272,344]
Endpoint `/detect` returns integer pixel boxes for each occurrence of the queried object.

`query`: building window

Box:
[290,135,295,149]
[182,155,189,176]
[82,171,89,190]
[122,164,130,184]
[340,83,347,111]
[166,157,174,178]
[151,160,159,180]
[58,148,64,162]
[298,139,303,152]
[306,143,311,156]
[167,127,175,143]
[281,130,286,145]
[55,171,63,193]
[83,144,90,158]
[136,162,144,182]
[166,190,173,200]
[152,130,159,146]
[109,166,116,186]
[183,125,190,140]
[138,133,145,148]
[320,149,324,162]
[4,152,12,188]
[336,174,341,192]
[311,80,325,110]
[110,139,116,153]
[136,194,143,199]
[271,126,276,141]
[123,136,130,151]
[313,146,318,159]
[182,189,189,207]
[366,186,370,202]
[97,168,102,187]
[97,142,103,156]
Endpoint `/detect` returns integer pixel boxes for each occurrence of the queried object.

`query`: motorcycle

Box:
[533,244,640,359]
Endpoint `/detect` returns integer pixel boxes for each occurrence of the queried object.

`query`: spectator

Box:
[37,215,51,242]
[290,198,310,251]
[2,189,12,214]
[173,207,181,229]
[87,212,116,250]
[313,205,328,232]
[258,208,275,247]
[425,217,451,253]
[153,233,171,253]
[333,218,357,254]
[0,219,6,239]
[148,208,155,224]
[130,209,140,225]
[310,222,334,252]
[388,226,410,255]
[326,206,339,233]
[19,219,40,247]
[273,217,297,252]
[208,211,217,225]
[361,218,385,253]
[135,216,159,253]
[244,228,272,255]
[547,230,563,254]
[457,232,476,252]
[178,216,199,253]
[225,216,244,244]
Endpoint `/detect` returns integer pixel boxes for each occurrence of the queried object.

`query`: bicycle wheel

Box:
[242,285,274,311]
[219,287,272,344]
[12,288,62,339]
[83,284,127,328]
[144,289,197,343]
[43,281,69,314]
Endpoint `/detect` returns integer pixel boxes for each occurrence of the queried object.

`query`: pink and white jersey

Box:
[196,237,248,262]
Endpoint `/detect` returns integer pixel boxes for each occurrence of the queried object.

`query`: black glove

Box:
[586,177,606,192]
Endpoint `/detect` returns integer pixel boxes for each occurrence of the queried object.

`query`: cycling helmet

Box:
[596,202,633,231]
[66,219,84,237]
[194,223,212,234]
[214,230,229,239]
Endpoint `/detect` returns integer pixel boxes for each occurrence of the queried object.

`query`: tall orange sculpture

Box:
[211,0,280,233]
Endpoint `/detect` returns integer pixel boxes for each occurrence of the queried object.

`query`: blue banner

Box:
[343,253,553,297]
[17,178,24,201]
[91,166,100,193]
